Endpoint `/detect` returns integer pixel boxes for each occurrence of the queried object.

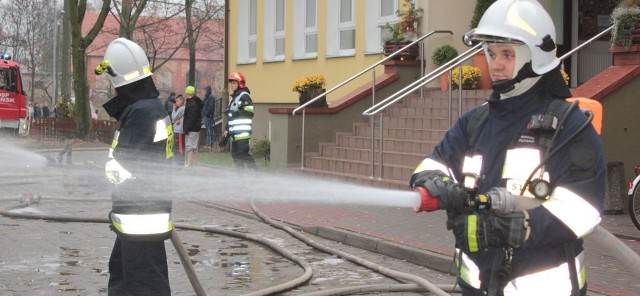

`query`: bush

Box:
[611,5,640,50]
[431,45,458,66]
[470,0,496,29]
[250,139,270,163]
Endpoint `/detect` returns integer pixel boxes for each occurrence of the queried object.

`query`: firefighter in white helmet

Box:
[409,1,605,295]
[97,37,174,296]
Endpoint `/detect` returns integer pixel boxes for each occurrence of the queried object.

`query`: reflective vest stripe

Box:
[229,125,252,132]
[242,105,254,113]
[229,118,252,125]
[160,116,174,159]
[467,215,480,253]
[233,133,251,141]
[110,213,173,235]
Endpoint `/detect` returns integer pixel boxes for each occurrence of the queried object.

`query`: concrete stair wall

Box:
[298,88,491,189]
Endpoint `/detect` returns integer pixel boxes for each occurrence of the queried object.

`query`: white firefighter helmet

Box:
[100,38,152,88]
[469,0,559,75]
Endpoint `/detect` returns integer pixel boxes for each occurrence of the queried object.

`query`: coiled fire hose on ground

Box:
[3,194,639,295]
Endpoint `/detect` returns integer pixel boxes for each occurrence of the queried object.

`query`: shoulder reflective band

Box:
[242,105,254,114]
[110,212,173,235]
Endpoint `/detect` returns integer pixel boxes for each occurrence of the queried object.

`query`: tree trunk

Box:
[60,0,72,102]
[70,35,91,138]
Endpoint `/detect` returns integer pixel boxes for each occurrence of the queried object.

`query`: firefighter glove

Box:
[449,211,530,254]
[410,170,468,212]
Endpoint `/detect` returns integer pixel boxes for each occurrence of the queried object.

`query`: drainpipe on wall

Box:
[222,0,230,131]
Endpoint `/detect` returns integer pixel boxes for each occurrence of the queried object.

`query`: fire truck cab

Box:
[0,53,28,135]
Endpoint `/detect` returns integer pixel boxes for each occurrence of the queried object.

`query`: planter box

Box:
[384,41,419,60]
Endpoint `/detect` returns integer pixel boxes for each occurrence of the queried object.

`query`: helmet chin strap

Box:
[491,62,538,94]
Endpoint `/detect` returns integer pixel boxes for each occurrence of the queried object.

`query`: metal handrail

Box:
[361,43,481,179]
[363,43,482,116]
[560,25,613,61]
[291,30,453,115]
[360,25,615,180]
[291,30,453,170]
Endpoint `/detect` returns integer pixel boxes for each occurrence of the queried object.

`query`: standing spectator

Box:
[42,102,50,118]
[183,85,203,168]
[201,85,216,151]
[96,37,174,296]
[27,102,34,120]
[171,95,186,166]
[225,72,258,170]
[409,1,605,295]
[164,92,176,118]
[34,103,43,118]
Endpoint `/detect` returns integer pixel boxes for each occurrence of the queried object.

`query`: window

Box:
[264,0,286,61]
[327,0,355,57]
[293,0,318,59]
[236,0,257,64]
[365,0,398,53]
[249,0,257,60]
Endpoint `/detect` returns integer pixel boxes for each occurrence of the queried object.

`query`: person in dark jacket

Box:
[164,92,176,118]
[96,37,174,296]
[201,85,216,151]
[183,85,203,167]
[224,72,258,170]
[409,1,605,295]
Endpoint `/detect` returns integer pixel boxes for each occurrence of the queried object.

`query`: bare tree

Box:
[184,0,224,86]
[100,0,223,87]
[68,0,112,138]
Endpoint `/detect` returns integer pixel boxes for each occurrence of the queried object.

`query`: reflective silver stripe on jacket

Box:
[543,186,601,238]
[456,249,586,293]
[110,212,173,235]
[503,251,586,294]
[455,249,482,289]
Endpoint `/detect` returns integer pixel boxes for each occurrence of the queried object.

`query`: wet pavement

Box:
[2,137,640,295]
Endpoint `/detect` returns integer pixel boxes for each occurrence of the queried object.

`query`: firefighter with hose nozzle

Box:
[97,37,174,296]
[409,1,605,295]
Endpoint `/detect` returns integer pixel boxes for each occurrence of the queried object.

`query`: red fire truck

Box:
[0,53,29,135]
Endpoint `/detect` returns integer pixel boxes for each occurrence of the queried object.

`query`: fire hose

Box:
[1,196,460,295]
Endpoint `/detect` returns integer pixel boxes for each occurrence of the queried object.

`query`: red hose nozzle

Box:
[414,186,440,213]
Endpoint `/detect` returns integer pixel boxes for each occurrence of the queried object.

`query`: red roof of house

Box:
[83,12,223,61]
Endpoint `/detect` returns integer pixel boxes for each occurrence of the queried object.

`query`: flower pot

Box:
[439,74,449,91]
[472,52,492,90]
[299,88,328,107]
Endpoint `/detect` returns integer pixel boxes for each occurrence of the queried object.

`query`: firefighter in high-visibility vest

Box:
[97,37,174,296]
[223,72,258,170]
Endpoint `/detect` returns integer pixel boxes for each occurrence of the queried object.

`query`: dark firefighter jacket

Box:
[420,72,605,294]
[103,77,174,241]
